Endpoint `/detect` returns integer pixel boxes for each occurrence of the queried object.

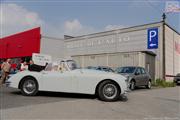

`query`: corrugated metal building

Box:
[65,22,180,80]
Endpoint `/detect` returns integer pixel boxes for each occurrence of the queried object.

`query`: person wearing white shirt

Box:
[20,61,28,71]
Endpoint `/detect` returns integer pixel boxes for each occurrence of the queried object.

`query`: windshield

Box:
[44,60,78,71]
[45,63,53,71]
[44,63,59,71]
[116,67,136,73]
[66,60,78,70]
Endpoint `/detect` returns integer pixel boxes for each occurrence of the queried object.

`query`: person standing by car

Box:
[0,59,11,86]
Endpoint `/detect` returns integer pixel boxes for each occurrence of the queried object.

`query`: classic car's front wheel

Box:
[98,80,120,102]
[20,77,39,96]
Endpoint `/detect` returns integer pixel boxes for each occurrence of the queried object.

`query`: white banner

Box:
[165,1,180,13]
[32,53,52,66]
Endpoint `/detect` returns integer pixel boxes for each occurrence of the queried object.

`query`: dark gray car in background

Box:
[174,73,180,85]
[115,66,152,90]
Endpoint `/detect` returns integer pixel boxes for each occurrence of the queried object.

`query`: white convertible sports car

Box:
[6,60,128,101]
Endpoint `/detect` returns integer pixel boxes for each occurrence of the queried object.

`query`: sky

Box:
[0,0,180,38]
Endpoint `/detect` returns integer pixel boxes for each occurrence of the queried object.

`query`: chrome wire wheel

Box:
[103,84,118,99]
[22,79,36,95]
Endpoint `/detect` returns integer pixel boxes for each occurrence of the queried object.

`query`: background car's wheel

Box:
[146,80,151,89]
[130,80,135,90]
[20,77,39,96]
[98,80,120,102]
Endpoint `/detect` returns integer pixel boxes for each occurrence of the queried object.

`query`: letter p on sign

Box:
[149,30,157,42]
[147,28,158,49]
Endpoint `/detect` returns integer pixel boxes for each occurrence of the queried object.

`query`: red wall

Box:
[0,27,41,59]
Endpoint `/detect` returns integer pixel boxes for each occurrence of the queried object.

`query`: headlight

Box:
[125,76,130,89]
[126,76,129,81]
[125,75,130,82]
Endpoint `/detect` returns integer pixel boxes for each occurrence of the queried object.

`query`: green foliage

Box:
[152,79,176,88]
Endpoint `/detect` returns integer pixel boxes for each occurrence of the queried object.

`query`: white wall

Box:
[40,36,65,61]
[165,26,180,80]
[165,26,174,80]
[174,33,180,75]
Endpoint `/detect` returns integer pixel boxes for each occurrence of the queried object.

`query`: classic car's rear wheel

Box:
[20,77,38,96]
[98,80,120,102]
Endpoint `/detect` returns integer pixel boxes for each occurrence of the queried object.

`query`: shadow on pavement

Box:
[10,90,21,95]
[10,90,96,99]
[37,91,96,99]
[10,89,127,101]
[119,95,128,102]
[133,86,151,91]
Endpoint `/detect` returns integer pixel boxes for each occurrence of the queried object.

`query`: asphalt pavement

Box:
[0,86,180,120]
[0,86,94,109]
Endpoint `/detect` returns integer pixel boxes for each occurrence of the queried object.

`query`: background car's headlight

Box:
[125,76,130,88]
[126,76,129,80]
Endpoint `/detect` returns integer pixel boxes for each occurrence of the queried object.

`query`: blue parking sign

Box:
[147,28,158,49]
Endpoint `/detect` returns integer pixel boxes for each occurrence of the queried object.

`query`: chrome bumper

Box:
[125,78,130,92]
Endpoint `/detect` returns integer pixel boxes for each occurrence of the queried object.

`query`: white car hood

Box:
[75,69,126,79]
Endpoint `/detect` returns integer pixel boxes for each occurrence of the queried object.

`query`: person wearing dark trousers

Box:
[28,60,46,72]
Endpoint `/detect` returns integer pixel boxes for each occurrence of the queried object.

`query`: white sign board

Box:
[32,53,52,66]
